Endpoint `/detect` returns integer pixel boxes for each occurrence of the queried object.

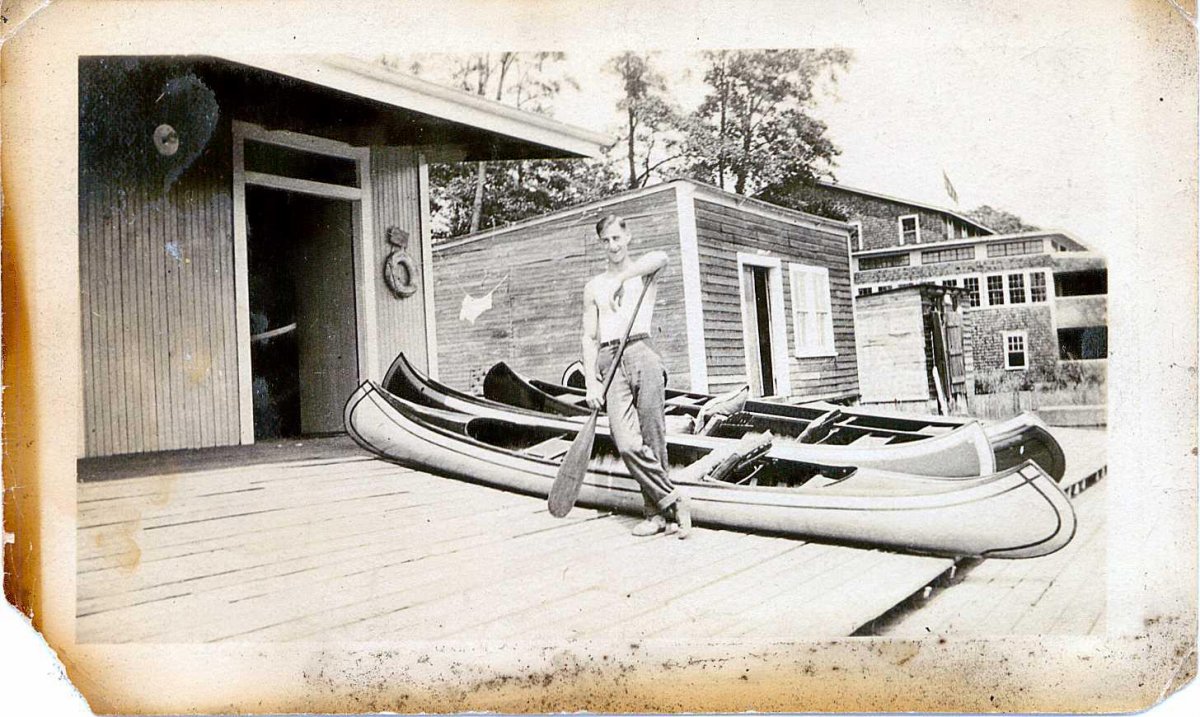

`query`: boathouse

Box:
[431,180,860,401]
[78,55,609,457]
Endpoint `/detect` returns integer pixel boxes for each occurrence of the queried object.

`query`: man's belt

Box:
[600,332,649,350]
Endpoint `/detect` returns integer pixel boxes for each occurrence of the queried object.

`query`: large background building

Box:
[791,182,1108,384]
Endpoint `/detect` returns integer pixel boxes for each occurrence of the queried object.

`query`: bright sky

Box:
[387,0,1191,262]
[547,45,1126,255]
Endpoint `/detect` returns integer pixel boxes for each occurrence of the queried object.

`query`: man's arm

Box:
[581,280,603,410]
[604,251,669,310]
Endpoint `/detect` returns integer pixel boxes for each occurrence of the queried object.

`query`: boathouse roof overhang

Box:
[203,54,612,161]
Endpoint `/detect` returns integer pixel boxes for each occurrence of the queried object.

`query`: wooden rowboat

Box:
[344,381,1076,559]
[383,353,997,478]
[478,359,1067,481]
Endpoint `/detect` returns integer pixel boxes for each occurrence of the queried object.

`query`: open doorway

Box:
[737,254,791,398]
[743,265,776,396]
[246,186,359,439]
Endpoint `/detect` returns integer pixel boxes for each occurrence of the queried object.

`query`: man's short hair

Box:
[595,215,627,236]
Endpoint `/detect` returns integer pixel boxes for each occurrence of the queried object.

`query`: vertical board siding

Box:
[370,147,429,375]
[79,148,239,457]
[433,188,687,391]
[693,199,860,400]
[854,292,929,403]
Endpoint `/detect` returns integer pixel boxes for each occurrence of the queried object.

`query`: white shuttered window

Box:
[788,264,836,357]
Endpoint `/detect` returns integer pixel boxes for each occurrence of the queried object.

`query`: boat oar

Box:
[548,271,658,518]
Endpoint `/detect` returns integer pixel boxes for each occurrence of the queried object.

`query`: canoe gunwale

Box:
[389,353,996,479]
[345,381,1077,559]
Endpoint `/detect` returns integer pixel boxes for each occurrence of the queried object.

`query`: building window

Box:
[1008,273,1026,304]
[921,246,975,264]
[789,264,836,357]
[898,214,920,245]
[858,253,910,270]
[987,238,1045,258]
[1003,331,1028,370]
[941,278,960,288]
[986,275,1005,306]
[849,221,863,252]
[1058,327,1108,360]
[1055,269,1107,297]
[1030,272,1048,302]
[857,286,874,297]
[963,277,980,307]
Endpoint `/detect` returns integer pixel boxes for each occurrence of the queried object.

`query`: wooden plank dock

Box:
[867,427,1108,636]
[76,426,1107,643]
[77,437,953,643]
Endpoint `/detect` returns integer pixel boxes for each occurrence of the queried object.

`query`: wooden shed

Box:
[78,55,608,457]
[853,284,974,414]
[432,180,860,401]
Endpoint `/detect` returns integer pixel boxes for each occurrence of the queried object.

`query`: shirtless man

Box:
[582,215,691,538]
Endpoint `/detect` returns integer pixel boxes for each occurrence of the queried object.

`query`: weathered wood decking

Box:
[76,427,1106,643]
[867,427,1108,636]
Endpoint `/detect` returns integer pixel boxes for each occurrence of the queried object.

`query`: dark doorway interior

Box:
[246,186,359,440]
[751,267,775,395]
[741,264,776,396]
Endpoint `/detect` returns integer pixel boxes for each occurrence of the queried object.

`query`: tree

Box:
[681,49,852,195]
[386,52,576,233]
[964,205,1040,234]
[429,157,622,240]
[607,52,686,188]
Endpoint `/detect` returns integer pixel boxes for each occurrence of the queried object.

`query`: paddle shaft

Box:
[595,269,661,404]
[548,269,660,517]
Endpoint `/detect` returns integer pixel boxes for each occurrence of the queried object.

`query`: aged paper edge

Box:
[2,0,1197,713]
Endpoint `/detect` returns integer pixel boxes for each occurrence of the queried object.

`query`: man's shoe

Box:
[631,515,667,537]
[674,497,692,540]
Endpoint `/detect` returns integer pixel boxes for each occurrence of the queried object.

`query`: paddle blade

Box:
[548,412,599,518]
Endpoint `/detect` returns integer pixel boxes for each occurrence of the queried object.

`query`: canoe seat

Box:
[698,415,729,436]
[849,434,894,447]
[522,436,574,460]
[665,415,696,434]
[803,474,844,489]
[666,395,706,407]
[794,409,843,444]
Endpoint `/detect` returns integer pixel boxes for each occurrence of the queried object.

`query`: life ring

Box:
[384,249,419,298]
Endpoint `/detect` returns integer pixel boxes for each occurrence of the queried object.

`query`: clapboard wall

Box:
[370,147,431,374]
[693,195,860,399]
[432,185,688,391]
[80,130,241,457]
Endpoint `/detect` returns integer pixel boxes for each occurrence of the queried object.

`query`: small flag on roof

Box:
[942,169,959,205]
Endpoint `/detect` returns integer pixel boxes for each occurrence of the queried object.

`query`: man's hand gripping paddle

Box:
[548,271,658,518]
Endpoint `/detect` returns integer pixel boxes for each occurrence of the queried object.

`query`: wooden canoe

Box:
[383,353,997,478]
[345,381,1076,559]
[479,359,1067,481]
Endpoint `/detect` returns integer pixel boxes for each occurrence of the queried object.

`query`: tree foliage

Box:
[964,205,1040,234]
[429,157,622,239]
[681,49,852,195]
[607,52,686,188]
[386,52,583,235]
[386,48,854,239]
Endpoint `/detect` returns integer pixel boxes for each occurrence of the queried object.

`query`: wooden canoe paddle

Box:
[548,270,659,518]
